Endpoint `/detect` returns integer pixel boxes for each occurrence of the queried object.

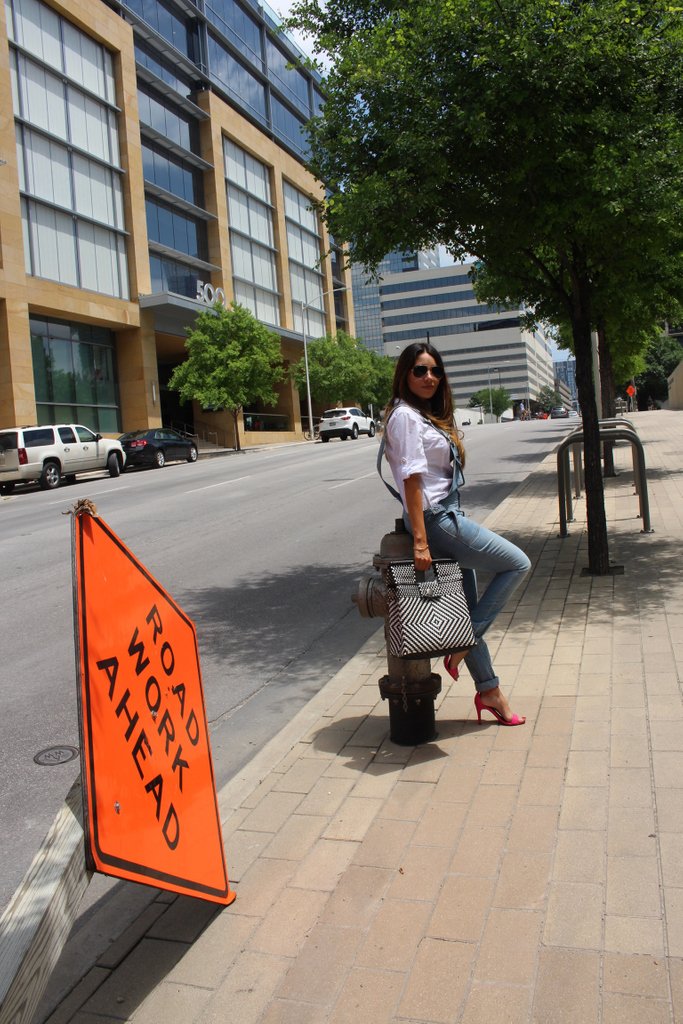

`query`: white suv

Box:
[319,407,376,442]
[0,424,125,494]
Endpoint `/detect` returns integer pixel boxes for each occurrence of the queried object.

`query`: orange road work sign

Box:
[73,507,235,905]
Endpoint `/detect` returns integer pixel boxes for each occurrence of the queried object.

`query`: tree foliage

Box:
[169,303,284,451]
[288,0,683,572]
[633,333,683,406]
[468,387,511,421]
[290,330,394,409]
[536,386,561,413]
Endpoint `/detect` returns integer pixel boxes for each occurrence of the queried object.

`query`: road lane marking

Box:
[185,476,252,493]
[328,471,377,490]
[48,486,131,504]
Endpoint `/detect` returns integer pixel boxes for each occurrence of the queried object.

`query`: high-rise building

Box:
[554,358,578,409]
[380,264,555,418]
[0,0,352,444]
[351,249,440,353]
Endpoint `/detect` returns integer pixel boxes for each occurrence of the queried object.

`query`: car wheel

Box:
[107,452,121,478]
[40,460,61,490]
[341,433,349,440]
[1,482,15,495]
[368,423,376,438]
[187,445,198,463]
[154,449,166,468]
[321,435,329,442]
[351,424,359,439]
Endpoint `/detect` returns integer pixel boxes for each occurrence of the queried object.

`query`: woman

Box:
[382,342,530,725]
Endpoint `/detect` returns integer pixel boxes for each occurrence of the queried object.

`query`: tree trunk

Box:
[232,409,241,451]
[571,286,611,574]
[598,324,616,477]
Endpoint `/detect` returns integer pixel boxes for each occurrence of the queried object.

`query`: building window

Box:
[137,81,199,153]
[142,141,204,206]
[266,38,309,115]
[30,316,121,432]
[206,0,263,69]
[150,254,201,298]
[8,0,129,299]
[224,138,279,326]
[382,302,504,328]
[145,196,207,260]
[271,96,308,160]
[208,34,267,125]
[124,0,198,62]
[134,41,194,98]
[6,0,116,103]
[283,181,324,336]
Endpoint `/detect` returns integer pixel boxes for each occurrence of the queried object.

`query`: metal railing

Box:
[557,424,653,537]
[567,418,640,500]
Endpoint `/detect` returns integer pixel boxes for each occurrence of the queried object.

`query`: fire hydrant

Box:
[353,518,442,745]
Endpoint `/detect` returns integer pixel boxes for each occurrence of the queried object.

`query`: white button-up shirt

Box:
[384,401,454,510]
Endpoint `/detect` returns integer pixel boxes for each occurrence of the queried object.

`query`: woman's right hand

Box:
[413,544,432,572]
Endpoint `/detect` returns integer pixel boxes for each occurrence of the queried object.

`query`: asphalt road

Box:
[0,418,572,912]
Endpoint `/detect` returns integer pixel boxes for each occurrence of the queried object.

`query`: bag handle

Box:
[376,433,402,504]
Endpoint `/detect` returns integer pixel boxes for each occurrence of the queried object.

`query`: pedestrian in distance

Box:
[381,342,531,725]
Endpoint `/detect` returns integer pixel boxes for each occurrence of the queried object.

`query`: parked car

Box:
[550,406,569,419]
[0,424,125,494]
[119,427,198,469]
[319,407,376,442]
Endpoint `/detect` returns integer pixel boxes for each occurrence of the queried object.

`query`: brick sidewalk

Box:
[43,411,683,1024]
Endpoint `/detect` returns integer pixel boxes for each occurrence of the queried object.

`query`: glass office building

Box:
[554,357,578,409]
[351,249,440,354]
[380,265,555,419]
[0,0,352,443]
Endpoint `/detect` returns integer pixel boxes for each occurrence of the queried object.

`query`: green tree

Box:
[468,387,511,422]
[536,386,561,414]
[290,330,393,411]
[634,333,683,407]
[169,303,284,451]
[359,348,395,410]
[288,0,683,573]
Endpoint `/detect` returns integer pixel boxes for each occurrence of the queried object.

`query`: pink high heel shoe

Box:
[474,691,525,726]
[443,654,459,681]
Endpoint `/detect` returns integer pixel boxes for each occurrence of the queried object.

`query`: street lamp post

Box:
[297,285,347,441]
[489,366,499,421]
[300,307,315,443]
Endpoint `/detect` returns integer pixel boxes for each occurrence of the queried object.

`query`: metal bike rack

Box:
[557,428,653,537]
[567,418,640,500]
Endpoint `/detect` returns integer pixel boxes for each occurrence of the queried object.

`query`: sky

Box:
[271,0,318,61]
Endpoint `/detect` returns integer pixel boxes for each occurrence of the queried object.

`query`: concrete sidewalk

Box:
[41,411,683,1024]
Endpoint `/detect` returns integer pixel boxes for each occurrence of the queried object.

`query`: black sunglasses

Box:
[411,364,444,379]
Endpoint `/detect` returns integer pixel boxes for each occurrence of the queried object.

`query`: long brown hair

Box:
[383,342,466,466]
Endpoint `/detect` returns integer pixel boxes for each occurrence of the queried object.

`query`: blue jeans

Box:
[404,505,530,693]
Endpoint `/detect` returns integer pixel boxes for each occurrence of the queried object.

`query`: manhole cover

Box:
[34,745,79,766]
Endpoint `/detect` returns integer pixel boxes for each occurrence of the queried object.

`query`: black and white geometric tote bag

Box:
[385,560,476,660]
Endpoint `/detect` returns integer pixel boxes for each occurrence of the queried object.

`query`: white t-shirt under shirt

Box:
[384,401,455,510]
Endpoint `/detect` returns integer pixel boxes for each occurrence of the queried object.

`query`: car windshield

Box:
[120,431,149,441]
[322,409,346,418]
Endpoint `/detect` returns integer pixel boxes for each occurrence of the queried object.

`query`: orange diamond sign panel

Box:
[73,511,235,905]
